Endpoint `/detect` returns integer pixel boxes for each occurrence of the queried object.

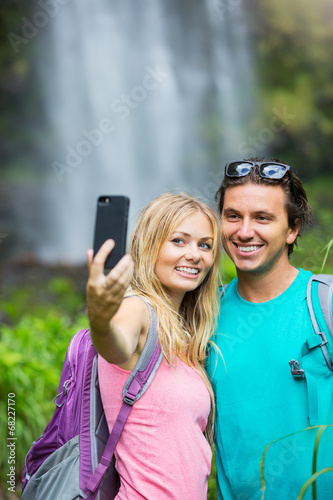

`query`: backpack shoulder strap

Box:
[122,295,162,403]
[288,274,333,426]
[85,298,163,497]
[305,274,333,371]
[219,283,228,299]
[307,274,333,339]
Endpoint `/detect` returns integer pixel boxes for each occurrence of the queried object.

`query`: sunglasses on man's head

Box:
[224,161,298,200]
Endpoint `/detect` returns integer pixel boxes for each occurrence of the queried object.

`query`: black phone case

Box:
[93,195,129,269]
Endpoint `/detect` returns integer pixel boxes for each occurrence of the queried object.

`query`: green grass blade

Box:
[311,425,327,499]
[260,426,316,499]
[320,238,333,272]
[260,425,333,499]
[296,467,333,500]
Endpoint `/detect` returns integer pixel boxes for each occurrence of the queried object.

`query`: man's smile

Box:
[233,243,263,254]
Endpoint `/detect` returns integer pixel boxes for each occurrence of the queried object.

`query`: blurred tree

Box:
[247,0,333,178]
[0,1,33,172]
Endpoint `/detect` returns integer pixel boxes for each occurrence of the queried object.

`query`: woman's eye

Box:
[172,238,184,244]
[199,242,212,250]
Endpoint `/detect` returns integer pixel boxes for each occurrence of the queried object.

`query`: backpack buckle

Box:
[123,392,135,406]
[53,391,66,408]
[289,359,305,378]
[319,331,328,346]
[52,380,71,408]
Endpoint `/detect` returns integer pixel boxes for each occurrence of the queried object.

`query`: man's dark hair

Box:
[215,157,313,255]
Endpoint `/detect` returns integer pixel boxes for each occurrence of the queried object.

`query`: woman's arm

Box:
[86,239,147,365]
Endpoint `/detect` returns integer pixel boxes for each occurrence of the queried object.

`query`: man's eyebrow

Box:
[222,206,240,213]
[222,207,277,217]
[253,210,276,217]
[222,206,242,214]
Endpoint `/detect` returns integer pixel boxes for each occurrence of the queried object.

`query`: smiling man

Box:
[206,158,333,500]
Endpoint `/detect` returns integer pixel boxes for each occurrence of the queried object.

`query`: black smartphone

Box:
[93,195,130,269]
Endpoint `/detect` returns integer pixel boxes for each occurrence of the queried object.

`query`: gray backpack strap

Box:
[307,274,333,340]
[219,284,228,299]
[304,274,333,371]
[122,296,163,403]
[91,354,120,500]
[86,296,162,497]
[288,274,333,425]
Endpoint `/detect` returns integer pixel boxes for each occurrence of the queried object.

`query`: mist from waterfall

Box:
[35,0,257,263]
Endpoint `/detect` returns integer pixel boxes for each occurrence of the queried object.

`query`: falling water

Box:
[34,0,257,263]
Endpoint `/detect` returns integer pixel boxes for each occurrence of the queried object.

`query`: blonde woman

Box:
[86,193,221,499]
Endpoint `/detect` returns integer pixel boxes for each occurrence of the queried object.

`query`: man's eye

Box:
[256,216,269,221]
[226,214,239,220]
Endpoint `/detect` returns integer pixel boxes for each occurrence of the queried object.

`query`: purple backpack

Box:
[21,301,162,500]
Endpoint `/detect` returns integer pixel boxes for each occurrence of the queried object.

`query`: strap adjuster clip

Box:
[319,331,328,346]
[289,359,305,378]
[123,393,135,406]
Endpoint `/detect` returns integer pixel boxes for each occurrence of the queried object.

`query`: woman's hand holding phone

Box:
[86,239,134,336]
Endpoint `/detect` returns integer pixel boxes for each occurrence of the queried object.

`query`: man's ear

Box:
[286,218,301,244]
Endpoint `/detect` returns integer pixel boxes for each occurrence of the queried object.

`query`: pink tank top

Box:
[98,354,212,499]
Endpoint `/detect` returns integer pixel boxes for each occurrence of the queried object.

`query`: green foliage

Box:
[220,252,237,285]
[291,177,333,274]
[246,0,333,177]
[0,312,89,494]
[1,277,86,323]
[208,449,218,500]
[0,277,88,496]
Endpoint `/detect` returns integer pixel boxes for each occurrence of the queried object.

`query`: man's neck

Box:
[236,263,299,303]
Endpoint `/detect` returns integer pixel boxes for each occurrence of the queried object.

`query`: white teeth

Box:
[176,267,199,275]
[238,246,260,252]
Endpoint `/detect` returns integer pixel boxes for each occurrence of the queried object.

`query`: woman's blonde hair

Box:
[128,192,221,443]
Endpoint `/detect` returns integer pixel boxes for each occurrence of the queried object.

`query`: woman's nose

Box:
[185,244,201,262]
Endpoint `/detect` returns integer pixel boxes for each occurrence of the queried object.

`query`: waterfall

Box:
[34,0,257,263]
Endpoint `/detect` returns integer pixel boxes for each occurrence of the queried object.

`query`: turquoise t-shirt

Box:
[206,269,333,500]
